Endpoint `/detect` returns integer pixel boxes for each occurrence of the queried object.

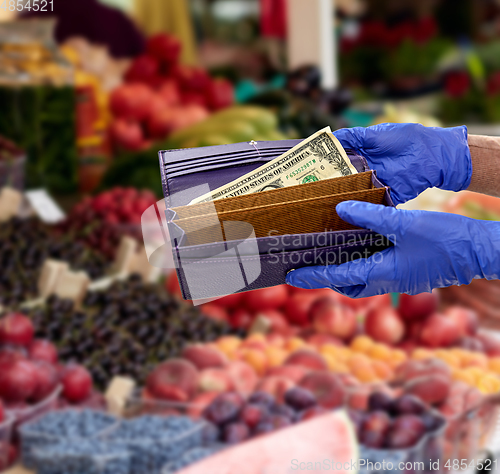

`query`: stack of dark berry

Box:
[27,275,235,389]
[0,217,108,309]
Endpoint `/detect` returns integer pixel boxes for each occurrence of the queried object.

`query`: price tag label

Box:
[25,189,65,224]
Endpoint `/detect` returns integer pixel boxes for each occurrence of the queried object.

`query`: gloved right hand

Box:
[286,201,500,297]
[334,123,472,205]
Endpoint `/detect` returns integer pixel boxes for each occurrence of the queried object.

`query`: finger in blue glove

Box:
[334,123,472,205]
[286,201,500,298]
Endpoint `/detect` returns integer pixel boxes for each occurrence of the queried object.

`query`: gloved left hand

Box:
[286,201,500,297]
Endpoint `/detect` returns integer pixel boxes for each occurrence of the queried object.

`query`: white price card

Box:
[25,189,65,224]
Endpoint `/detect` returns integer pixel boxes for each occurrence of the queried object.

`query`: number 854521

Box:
[1,0,54,11]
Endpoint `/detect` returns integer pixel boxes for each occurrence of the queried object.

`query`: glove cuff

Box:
[439,125,473,193]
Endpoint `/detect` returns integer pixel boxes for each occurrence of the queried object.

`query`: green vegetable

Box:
[0,85,78,193]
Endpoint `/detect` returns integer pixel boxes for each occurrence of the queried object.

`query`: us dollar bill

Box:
[189,127,358,204]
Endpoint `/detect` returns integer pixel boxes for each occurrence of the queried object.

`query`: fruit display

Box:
[20,409,215,474]
[109,32,235,152]
[26,275,236,389]
[0,217,108,309]
[0,312,98,470]
[56,186,158,260]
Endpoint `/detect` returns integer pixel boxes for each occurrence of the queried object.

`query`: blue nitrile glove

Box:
[286,201,500,298]
[334,123,472,205]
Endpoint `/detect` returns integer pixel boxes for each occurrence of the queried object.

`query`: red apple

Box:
[109,84,155,121]
[182,92,208,108]
[109,118,148,151]
[365,306,405,345]
[205,78,234,110]
[146,33,181,64]
[420,313,461,348]
[443,306,478,337]
[398,293,438,321]
[29,340,58,364]
[173,65,211,92]
[284,293,317,327]
[31,361,59,403]
[146,359,199,402]
[0,399,4,423]
[0,360,38,402]
[0,313,34,347]
[61,365,93,403]
[245,286,289,312]
[257,309,289,334]
[230,308,253,330]
[146,107,181,139]
[158,80,181,106]
[124,55,159,84]
[311,300,357,341]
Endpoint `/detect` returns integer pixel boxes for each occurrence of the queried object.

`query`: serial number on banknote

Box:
[286,159,316,180]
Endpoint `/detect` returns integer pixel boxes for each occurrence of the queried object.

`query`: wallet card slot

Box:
[172,171,374,219]
[159,139,302,167]
[165,155,279,178]
[165,150,290,173]
[175,187,387,246]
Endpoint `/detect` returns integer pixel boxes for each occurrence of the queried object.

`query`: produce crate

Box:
[0,85,78,194]
[0,413,15,468]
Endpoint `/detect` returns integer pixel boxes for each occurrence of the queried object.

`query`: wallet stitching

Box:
[176,240,386,264]
[171,230,377,254]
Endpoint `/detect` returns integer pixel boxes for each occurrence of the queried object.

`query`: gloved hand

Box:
[334,123,472,205]
[286,201,500,297]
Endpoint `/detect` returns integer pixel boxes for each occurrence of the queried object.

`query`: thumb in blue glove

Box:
[286,201,500,297]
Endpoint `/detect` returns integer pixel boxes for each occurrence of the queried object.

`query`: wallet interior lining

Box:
[175,186,387,246]
[172,171,374,220]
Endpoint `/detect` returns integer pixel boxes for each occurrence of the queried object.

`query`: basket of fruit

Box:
[19,409,119,469]
[0,412,15,471]
[30,440,131,474]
